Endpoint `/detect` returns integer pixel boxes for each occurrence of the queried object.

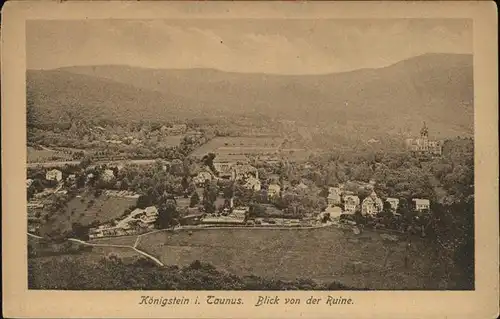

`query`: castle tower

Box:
[420,122,429,139]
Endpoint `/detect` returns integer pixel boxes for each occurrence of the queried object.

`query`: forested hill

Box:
[27,53,473,139]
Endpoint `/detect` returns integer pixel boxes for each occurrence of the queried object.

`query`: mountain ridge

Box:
[27,53,474,140]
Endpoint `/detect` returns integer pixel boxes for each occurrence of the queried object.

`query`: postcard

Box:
[1,1,498,318]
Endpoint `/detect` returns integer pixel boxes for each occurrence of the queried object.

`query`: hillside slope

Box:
[27,53,473,138]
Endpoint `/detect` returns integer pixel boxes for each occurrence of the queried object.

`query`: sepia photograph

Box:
[1,1,498,318]
[25,17,475,291]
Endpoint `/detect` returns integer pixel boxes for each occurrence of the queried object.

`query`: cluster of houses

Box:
[324,182,430,220]
[201,205,249,225]
[29,167,119,189]
[160,124,188,135]
[100,124,192,145]
[194,162,283,197]
[88,206,159,239]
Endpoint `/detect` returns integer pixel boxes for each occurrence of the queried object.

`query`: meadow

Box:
[88,235,138,246]
[190,136,285,158]
[27,146,75,163]
[136,227,438,289]
[39,194,137,237]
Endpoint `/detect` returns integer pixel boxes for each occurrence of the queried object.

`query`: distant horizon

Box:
[27,52,473,75]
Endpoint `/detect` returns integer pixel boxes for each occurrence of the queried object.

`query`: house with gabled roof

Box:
[344,195,360,214]
[412,198,430,212]
[361,191,383,216]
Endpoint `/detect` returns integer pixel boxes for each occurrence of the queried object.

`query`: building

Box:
[101,169,115,182]
[296,182,309,191]
[344,195,360,214]
[232,164,259,181]
[243,176,261,191]
[213,161,235,180]
[45,169,62,182]
[193,171,213,186]
[405,122,443,156]
[327,187,342,205]
[232,206,249,220]
[413,198,430,212]
[267,183,281,198]
[202,207,247,224]
[361,191,384,216]
[386,198,400,212]
[141,206,159,224]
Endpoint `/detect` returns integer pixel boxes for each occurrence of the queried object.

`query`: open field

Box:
[137,227,437,289]
[88,235,138,246]
[190,136,311,162]
[39,194,137,236]
[27,146,76,163]
[190,136,285,158]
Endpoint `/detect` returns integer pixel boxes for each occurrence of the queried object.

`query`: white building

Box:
[232,206,249,220]
[141,206,159,224]
[45,169,62,182]
[244,176,261,191]
[267,184,281,198]
[361,192,384,217]
[194,171,212,185]
[101,169,115,182]
[413,198,430,212]
[343,195,360,214]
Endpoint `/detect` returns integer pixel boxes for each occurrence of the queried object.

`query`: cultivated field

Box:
[137,227,437,289]
[39,194,137,236]
[190,136,285,158]
[27,146,75,163]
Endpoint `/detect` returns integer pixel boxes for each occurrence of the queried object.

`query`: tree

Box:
[249,203,266,217]
[120,178,130,191]
[70,222,90,241]
[382,200,393,214]
[155,199,179,229]
[181,176,190,191]
[80,156,92,169]
[137,194,154,209]
[396,198,410,217]
[203,181,218,207]
[189,192,200,208]
[202,153,218,176]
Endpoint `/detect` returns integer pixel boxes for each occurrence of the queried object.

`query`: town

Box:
[27,122,460,244]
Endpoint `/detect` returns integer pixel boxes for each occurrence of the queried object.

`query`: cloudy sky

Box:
[26,19,472,74]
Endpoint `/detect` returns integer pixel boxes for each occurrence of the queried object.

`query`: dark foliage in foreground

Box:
[28,256,362,291]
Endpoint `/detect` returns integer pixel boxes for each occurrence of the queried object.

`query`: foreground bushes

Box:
[28,255,361,290]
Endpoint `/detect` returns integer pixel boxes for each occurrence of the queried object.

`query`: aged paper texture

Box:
[2,1,498,318]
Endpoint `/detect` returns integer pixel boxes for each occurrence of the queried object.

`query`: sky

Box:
[26,19,472,74]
